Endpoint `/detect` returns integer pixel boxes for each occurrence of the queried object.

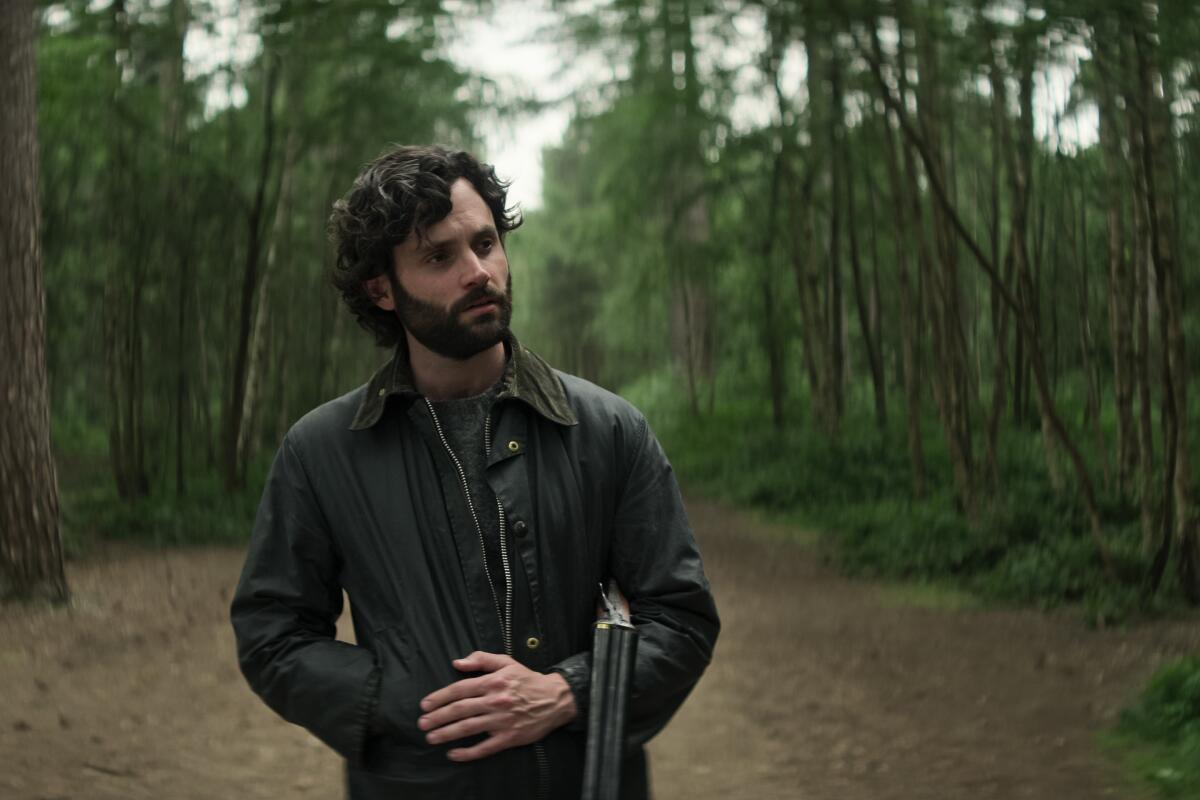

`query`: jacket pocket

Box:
[362,627,479,795]
[371,625,426,744]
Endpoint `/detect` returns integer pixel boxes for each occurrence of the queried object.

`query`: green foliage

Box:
[648,384,1186,625]
[1112,657,1200,798]
[54,415,267,556]
[61,471,263,554]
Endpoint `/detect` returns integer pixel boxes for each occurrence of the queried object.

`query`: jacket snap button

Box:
[377,388,386,397]
[507,440,520,453]
[526,637,540,650]
[513,520,528,536]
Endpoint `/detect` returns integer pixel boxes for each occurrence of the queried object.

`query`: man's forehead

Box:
[399,179,495,249]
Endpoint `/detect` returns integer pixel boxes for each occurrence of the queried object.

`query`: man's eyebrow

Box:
[416,225,499,254]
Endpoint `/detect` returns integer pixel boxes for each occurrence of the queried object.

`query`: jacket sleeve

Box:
[230,433,380,764]
[552,416,720,745]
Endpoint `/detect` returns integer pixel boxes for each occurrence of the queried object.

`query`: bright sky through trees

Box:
[70,0,1099,211]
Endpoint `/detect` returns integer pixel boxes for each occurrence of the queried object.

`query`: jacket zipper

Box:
[424,399,512,651]
[425,400,547,799]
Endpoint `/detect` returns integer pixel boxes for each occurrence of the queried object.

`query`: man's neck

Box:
[405,334,506,401]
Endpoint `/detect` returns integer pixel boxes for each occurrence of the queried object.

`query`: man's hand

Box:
[418,651,577,761]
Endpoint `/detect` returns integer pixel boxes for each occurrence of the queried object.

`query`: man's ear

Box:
[364,274,395,311]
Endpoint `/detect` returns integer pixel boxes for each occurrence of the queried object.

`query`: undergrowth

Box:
[56,453,267,558]
[1111,657,1200,798]
[641,391,1186,627]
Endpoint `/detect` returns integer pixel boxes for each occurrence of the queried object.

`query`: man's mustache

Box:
[453,285,508,314]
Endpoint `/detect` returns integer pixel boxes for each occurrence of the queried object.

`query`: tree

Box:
[1,0,68,603]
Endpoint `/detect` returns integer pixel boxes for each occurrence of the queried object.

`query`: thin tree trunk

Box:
[870,23,925,498]
[1125,41,1159,554]
[0,0,68,603]
[827,40,846,421]
[983,49,1012,487]
[759,141,787,430]
[1132,21,1198,601]
[223,57,279,491]
[902,3,974,513]
[1097,66,1137,494]
[238,131,296,475]
[844,102,887,434]
[790,179,831,430]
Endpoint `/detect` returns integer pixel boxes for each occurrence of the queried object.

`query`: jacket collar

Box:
[350,333,577,430]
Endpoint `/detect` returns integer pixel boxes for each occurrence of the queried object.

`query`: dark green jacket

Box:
[230,338,719,799]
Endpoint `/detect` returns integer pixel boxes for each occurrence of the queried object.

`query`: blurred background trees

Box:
[29,0,1200,616]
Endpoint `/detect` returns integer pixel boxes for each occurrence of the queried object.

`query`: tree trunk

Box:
[759,141,787,431]
[237,130,296,475]
[844,98,887,435]
[876,112,927,497]
[902,3,975,513]
[826,38,846,421]
[796,18,841,438]
[1097,68,1137,494]
[0,0,68,603]
[1011,37,1064,492]
[790,179,833,431]
[1132,20,1198,601]
[223,58,279,491]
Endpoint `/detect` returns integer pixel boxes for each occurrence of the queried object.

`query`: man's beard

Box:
[391,273,513,360]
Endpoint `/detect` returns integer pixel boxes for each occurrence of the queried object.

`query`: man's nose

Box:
[459,250,489,288]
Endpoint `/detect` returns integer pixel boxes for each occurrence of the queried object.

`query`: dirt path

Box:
[2,499,1197,799]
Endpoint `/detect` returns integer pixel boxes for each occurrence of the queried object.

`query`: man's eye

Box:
[476,239,494,253]
[427,251,449,264]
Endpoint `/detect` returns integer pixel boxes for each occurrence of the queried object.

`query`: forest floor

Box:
[2,498,1198,800]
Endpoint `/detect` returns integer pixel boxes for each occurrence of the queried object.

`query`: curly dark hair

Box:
[329,144,522,347]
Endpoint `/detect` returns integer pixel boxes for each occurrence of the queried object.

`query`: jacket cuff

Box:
[549,651,592,733]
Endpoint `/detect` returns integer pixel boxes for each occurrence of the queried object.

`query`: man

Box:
[230,144,719,799]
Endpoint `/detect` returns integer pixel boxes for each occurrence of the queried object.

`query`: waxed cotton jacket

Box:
[230,337,720,799]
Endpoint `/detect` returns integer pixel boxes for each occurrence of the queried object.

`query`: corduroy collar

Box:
[349,333,577,430]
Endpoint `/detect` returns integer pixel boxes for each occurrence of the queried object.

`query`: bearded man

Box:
[230,144,719,799]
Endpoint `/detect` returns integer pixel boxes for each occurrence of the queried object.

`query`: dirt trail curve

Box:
[2,498,1197,800]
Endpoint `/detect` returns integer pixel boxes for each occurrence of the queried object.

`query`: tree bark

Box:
[826,35,846,421]
[760,98,788,430]
[899,2,975,513]
[874,91,927,499]
[0,0,68,603]
[868,21,921,496]
[223,57,279,491]
[238,131,296,474]
[844,97,888,435]
[1131,20,1198,601]
[1096,63,1137,495]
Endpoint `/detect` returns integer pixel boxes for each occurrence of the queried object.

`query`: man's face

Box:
[367,178,512,360]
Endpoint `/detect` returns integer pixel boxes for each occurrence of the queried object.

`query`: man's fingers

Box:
[425,711,506,746]
[419,693,513,731]
[420,652,515,711]
[453,650,512,673]
[447,730,515,762]
[420,673,490,712]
